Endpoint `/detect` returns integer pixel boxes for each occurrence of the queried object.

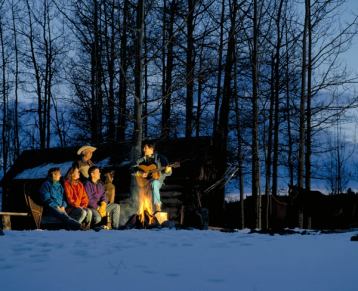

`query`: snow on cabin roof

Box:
[14,158,111,180]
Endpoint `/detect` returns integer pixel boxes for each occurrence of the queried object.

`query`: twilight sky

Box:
[341,0,358,75]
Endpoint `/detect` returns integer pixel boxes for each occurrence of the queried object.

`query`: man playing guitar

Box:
[133,142,172,212]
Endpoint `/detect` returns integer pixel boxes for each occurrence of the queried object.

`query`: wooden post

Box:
[1,215,11,230]
[0,212,29,230]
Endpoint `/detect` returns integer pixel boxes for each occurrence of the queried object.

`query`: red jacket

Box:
[64,179,89,208]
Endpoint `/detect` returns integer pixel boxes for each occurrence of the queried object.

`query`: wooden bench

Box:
[24,193,63,229]
[24,193,43,229]
[0,212,29,230]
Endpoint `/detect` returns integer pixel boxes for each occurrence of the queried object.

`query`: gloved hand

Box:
[98,202,107,218]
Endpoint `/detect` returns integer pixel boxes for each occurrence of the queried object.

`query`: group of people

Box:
[39,143,172,230]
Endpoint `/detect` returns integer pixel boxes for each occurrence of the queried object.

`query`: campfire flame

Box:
[137,188,156,225]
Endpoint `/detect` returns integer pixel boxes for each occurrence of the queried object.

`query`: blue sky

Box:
[341,0,358,72]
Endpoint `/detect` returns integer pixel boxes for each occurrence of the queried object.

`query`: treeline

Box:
[0,0,357,228]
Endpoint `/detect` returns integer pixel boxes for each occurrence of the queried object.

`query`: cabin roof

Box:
[2,137,215,184]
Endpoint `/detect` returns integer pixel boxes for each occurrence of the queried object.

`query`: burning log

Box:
[124,210,174,229]
[125,178,171,229]
[125,210,160,229]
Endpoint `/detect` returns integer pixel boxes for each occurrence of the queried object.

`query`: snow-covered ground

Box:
[0,229,357,291]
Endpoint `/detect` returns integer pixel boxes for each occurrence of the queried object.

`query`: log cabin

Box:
[1,137,225,229]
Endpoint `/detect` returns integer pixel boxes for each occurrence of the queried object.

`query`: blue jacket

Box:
[39,179,67,209]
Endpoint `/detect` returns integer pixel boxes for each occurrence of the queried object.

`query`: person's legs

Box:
[83,208,92,225]
[106,203,121,229]
[67,207,87,223]
[47,207,81,230]
[90,209,102,226]
[151,180,162,211]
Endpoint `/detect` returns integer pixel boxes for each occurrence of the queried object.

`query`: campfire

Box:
[126,186,169,229]
[137,188,156,225]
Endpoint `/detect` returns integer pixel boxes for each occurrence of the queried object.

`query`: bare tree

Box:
[212,0,225,135]
[161,0,177,139]
[0,0,9,172]
[11,0,20,158]
[117,0,130,142]
[251,0,261,229]
[132,0,145,160]
[185,0,195,138]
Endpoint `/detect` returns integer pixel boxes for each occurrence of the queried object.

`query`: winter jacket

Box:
[77,159,95,180]
[84,180,107,209]
[64,179,89,208]
[39,179,67,209]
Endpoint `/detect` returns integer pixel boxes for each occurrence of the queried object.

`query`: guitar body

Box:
[135,161,180,187]
[138,164,161,180]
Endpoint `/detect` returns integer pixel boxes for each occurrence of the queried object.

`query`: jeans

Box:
[91,203,121,229]
[90,209,103,226]
[66,207,89,224]
[47,206,82,230]
[151,180,162,206]
[107,203,121,229]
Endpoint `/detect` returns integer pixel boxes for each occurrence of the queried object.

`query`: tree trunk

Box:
[196,50,203,137]
[213,0,225,135]
[51,94,64,147]
[298,0,308,190]
[264,55,275,230]
[143,15,148,138]
[161,0,167,138]
[285,28,294,187]
[185,0,195,138]
[133,0,145,160]
[44,0,53,149]
[162,0,175,139]
[26,0,45,149]
[272,0,284,197]
[106,0,116,142]
[252,0,261,229]
[0,15,8,172]
[298,0,309,228]
[213,0,237,225]
[233,46,244,229]
[117,0,129,142]
[92,0,103,144]
[305,0,312,192]
[11,0,20,159]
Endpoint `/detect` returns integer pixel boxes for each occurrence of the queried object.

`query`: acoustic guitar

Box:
[135,162,180,187]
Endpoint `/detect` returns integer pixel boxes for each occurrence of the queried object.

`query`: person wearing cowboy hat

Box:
[76,145,97,181]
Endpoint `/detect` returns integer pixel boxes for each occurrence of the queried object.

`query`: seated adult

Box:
[103,170,115,204]
[85,166,120,229]
[76,145,96,181]
[39,167,82,230]
[63,164,93,229]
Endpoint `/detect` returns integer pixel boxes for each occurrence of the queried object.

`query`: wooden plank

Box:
[0,212,28,216]
[0,212,29,230]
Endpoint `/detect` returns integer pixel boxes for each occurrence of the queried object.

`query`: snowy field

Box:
[0,229,357,291]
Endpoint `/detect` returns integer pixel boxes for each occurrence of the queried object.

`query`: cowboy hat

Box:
[77,145,97,155]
